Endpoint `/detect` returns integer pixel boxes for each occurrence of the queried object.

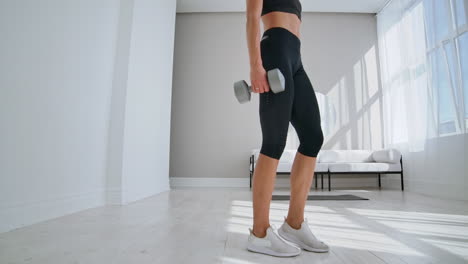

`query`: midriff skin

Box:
[261,11,301,39]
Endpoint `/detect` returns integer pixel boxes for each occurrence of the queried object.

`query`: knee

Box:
[298,129,324,158]
[260,142,286,160]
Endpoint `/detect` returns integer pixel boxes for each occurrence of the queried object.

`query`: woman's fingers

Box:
[264,80,270,92]
[252,80,262,93]
[258,80,266,93]
[251,81,257,93]
[250,66,269,93]
[252,80,270,93]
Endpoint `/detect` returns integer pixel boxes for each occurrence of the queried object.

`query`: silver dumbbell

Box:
[233,68,285,104]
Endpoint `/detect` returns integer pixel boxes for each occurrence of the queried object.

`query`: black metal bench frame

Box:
[249,155,404,191]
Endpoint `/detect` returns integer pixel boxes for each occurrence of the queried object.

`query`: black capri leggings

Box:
[259,27,324,160]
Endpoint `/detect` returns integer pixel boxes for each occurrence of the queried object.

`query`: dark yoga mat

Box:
[272,194,369,201]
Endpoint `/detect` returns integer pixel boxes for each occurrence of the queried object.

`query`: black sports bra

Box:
[261,0,302,21]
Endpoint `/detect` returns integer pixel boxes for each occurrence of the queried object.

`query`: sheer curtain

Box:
[377,0,468,151]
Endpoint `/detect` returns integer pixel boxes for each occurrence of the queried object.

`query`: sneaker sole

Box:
[246,244,301,257]
[278,228,329,253]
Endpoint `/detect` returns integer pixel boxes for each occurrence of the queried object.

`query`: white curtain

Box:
[377,0,468,151]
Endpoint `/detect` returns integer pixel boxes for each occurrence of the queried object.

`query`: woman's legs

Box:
[286,152,317,229]
[287,64,324,229]
[252,67,294,238]
[252,27,303,238]
[251,154,279,237]
[253,30,296,238]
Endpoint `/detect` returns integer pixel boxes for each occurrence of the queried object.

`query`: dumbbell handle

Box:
[233,68,285,104]
[249,68,284,93]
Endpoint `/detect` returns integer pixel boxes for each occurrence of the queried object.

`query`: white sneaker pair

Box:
[278,217,329,253]
[246,217,329,257]
[246,224,301,257]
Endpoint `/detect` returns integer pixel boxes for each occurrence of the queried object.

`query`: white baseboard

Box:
[170,175,392,189]
[403,178,468,200]
[0,189,105,233]
[170,177,248,187]
[106,187,125,205]
[167,176,464,199]
[106,182,171,205]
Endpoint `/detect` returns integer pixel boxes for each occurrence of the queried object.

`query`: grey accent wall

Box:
[170,12,383,180]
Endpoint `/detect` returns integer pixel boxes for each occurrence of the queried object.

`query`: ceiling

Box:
[177,0,391,14]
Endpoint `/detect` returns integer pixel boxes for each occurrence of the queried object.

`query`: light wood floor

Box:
[1,187,468,264]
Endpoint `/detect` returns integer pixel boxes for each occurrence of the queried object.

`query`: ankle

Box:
[252,225,269,238]
[285,217,303,230]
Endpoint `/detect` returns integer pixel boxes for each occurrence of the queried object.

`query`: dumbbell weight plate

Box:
[267,68,285,94]
[233,80,251,104]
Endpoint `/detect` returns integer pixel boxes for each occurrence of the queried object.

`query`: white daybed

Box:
[249,149,403,191]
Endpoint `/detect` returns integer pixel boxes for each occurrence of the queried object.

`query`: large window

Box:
[459,31,468,123]
[378,0,468,149]
[425,0,467,135]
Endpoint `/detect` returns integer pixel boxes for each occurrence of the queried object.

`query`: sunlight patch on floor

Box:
[347,208,468,223]
[347,207,468,259]
[318,226,425,256]
[220,256,259,264]
[347,208,468,239]
[420,238,468,261]
[227,200,426,256]
[230,200,362,229]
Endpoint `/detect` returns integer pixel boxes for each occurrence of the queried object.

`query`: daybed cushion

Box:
[279,150,297,163]
[251,149,329,173]
[328,162,402,172]
[251,149,261,161]
[251,149,297,162]
[253,161,329,173]
[314,163,329,173]
[372,148,402,164]
[318,150,374,163]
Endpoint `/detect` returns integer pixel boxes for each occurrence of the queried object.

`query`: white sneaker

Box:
[278,217,329,253]
[246,225,301,257]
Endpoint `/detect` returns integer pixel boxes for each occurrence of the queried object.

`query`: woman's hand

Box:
[250,66,270,93]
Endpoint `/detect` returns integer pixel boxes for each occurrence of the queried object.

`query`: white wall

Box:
[170,13,384,187]
[176,0,389,13]
[120,0,175,203]
[386,136,468,200]
[0,0,120,233]
[0,0,176,233]
[106,0,176,205]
